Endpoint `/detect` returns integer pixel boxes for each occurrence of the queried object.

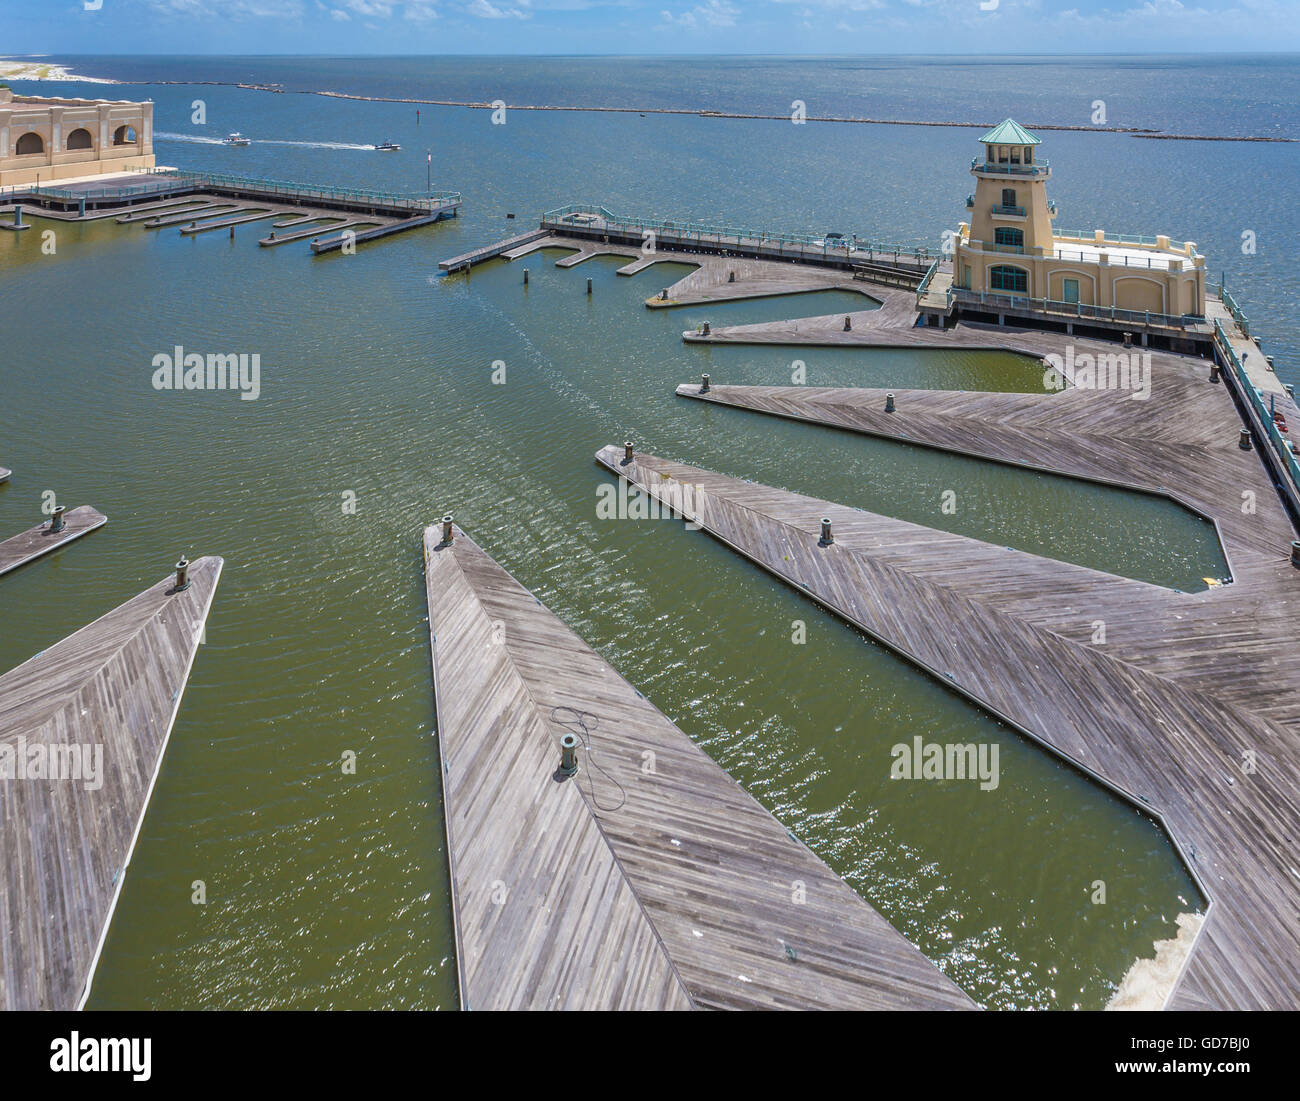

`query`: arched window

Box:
[15,132,44,155]
[990,265,1029,294]
[994,227,1024,249]
[66,128,94,151]
[112,125,137,146]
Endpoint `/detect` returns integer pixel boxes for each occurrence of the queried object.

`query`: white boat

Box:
[374,140,401,152]
[222,132,251,147]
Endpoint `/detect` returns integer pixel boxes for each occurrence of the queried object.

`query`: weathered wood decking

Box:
[424,524,975,1011]
[0,557,222,1010]
[0,506,107,578]
[595,439,1300,1010]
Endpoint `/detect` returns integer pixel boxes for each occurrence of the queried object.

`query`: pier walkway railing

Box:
[1214,318,1300,502]
[1213,283,1252,337]
[540,203,935,269]
[16,169,460,215]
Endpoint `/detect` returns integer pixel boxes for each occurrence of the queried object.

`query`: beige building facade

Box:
[952,119,1206,322]
[0,88,154,187]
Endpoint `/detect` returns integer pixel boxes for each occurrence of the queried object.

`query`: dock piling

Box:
[885,393,896,413]
[523,269,529,285]
[701,373,710,394]
[819,518,834,546]
[49,505,66,534]
[587,277,593,296]
[1239,428,1253,451]
[442,514,454,545]
[624,442,634,464]
[558,733,580,777]
[174,555,191,592]
[1210,363,1221,383]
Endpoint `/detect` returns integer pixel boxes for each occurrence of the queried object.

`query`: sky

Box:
[1,0,1298,56]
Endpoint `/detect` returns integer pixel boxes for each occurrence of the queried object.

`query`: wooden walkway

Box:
[0,557,223,1009]
[424,524,975,1011]
[0,506,107,578]
[595,433,1300,1010]
[438,229,548,272]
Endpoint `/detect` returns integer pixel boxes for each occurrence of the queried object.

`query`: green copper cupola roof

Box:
[979,118,1041,145]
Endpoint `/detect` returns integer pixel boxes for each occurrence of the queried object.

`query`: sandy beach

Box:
[0,57,114,84]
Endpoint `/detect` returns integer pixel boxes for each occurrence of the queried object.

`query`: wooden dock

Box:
[424,524,975,1011]
[539,203,934,278]
[7,172,461,256]
[595,437,1300,1010]
[437,229,549,272]
[0,557,223,1010]
[0,506,107,578]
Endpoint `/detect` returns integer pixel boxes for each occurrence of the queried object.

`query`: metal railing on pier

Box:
[1214,318,1299,489]
[950,287,1206,331]
[24,169,460,212]
[540,203,934,265]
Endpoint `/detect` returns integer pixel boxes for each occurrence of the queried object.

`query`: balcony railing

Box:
[1054,227,1193,254]
[971,157,1050,177]
[991,204,1026,217]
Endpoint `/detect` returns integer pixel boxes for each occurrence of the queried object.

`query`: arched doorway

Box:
[15,132,44,155]
[66,128,94,151]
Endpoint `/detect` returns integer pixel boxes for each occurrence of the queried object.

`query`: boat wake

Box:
[155,132,224,145]
[155,133,374,151]
[257,139,375,151]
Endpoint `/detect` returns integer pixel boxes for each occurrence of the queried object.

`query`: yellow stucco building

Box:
[945,119,1206,333]
[0,87,154,187]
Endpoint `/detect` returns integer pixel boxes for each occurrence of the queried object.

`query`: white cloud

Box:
[661,0,740,28]
[467,0,530,17]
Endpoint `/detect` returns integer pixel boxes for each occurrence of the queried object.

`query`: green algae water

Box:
[7,55,1290,1010]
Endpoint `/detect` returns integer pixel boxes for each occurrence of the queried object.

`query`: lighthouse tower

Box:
[969,119,1054,260]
